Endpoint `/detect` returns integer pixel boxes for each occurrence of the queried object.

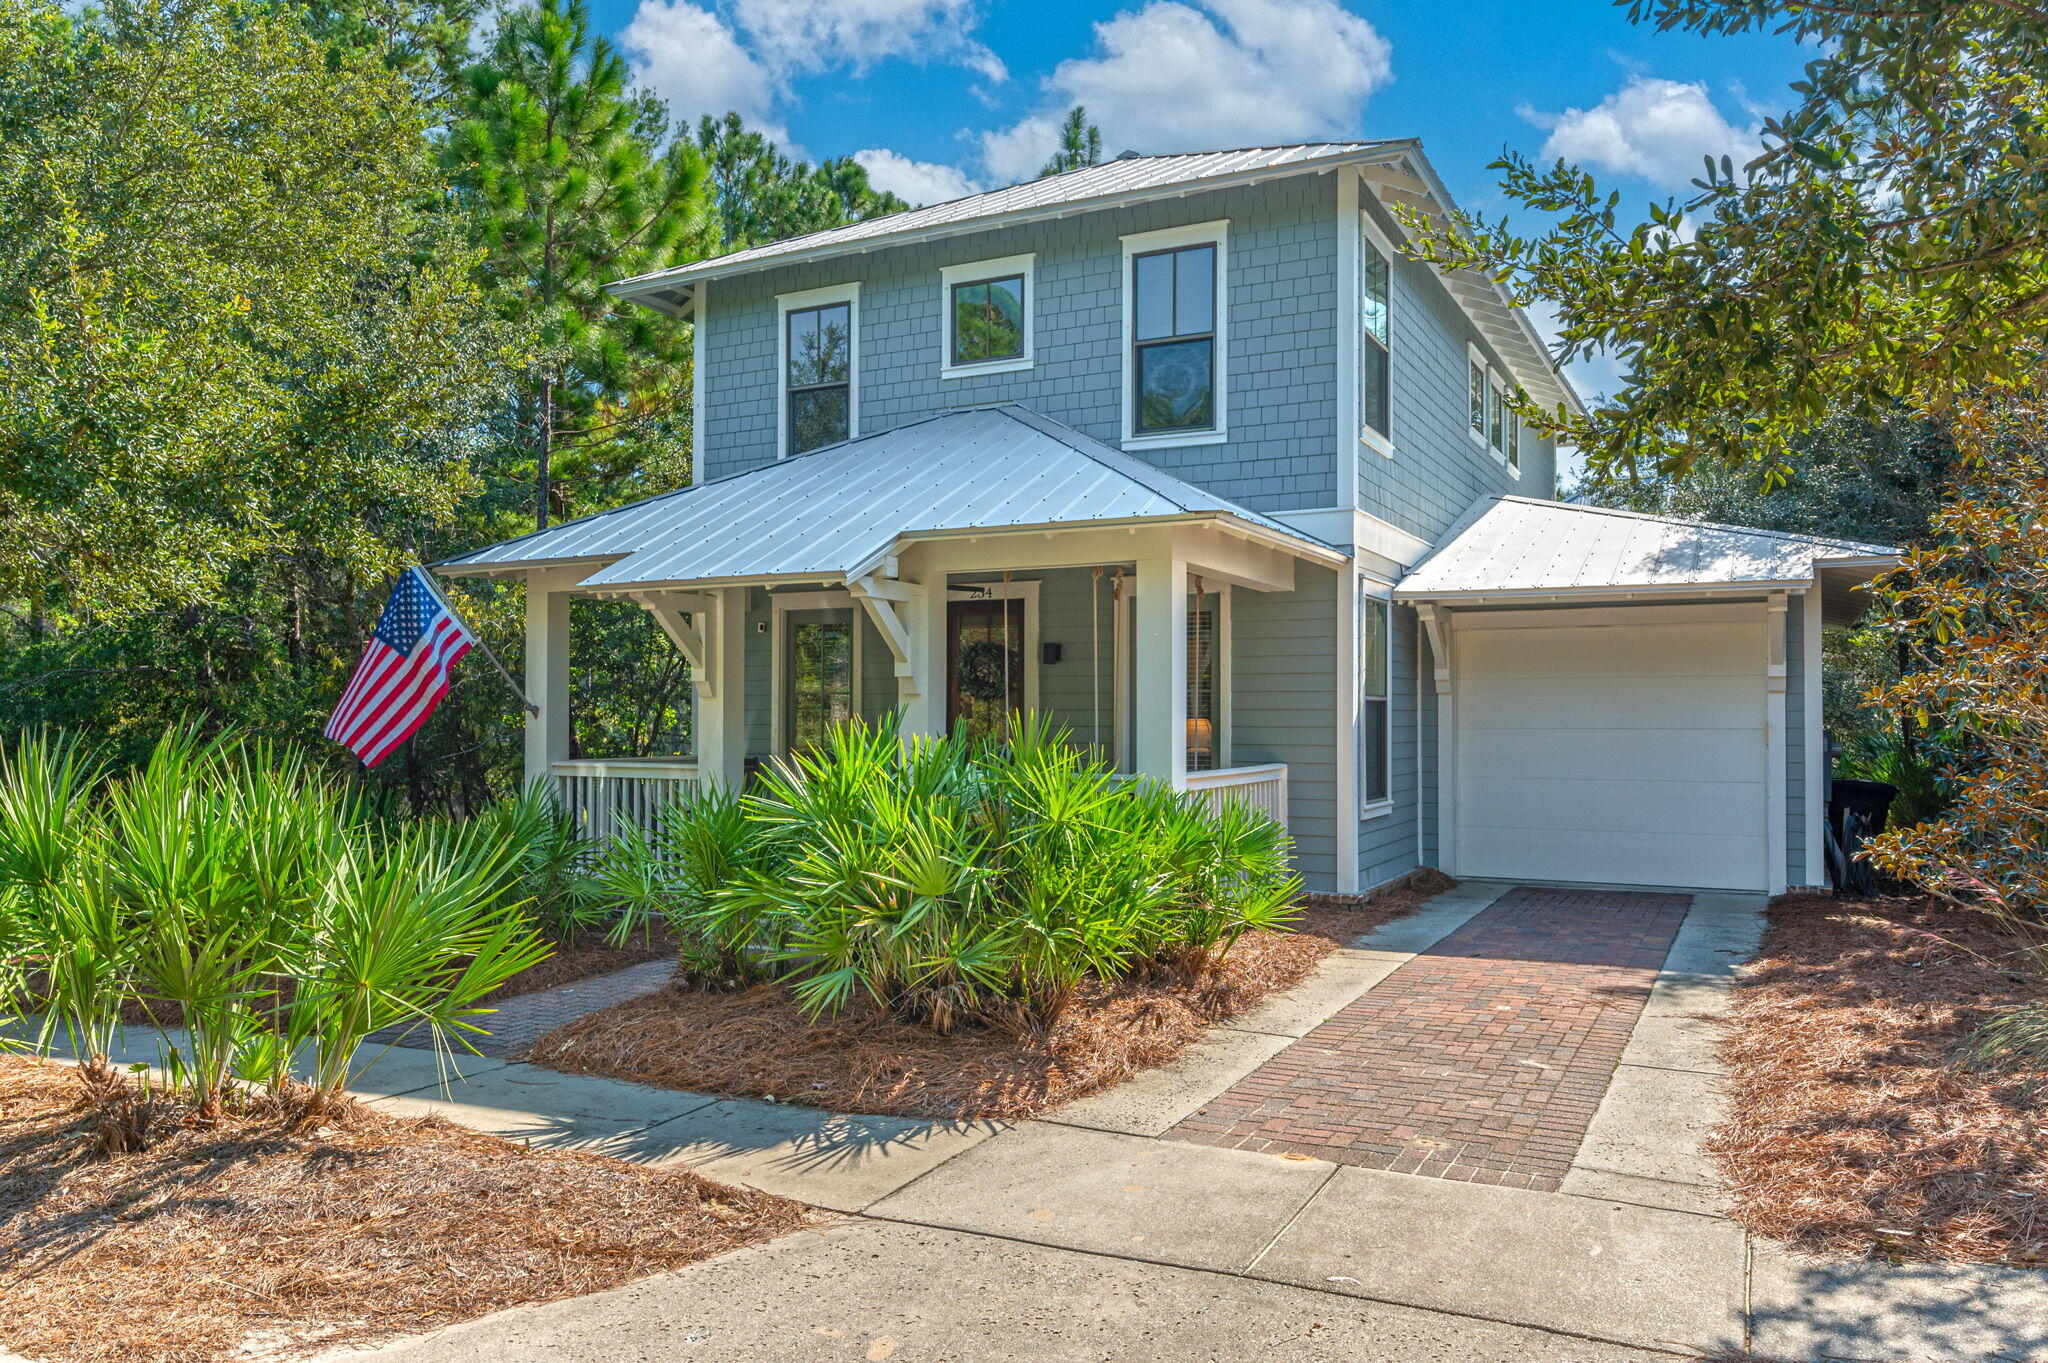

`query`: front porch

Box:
[526,529,1307,842]
[434,407,1345,849]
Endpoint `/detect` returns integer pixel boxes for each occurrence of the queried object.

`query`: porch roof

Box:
[1393,495,1898,624]
[437,405,1344,591]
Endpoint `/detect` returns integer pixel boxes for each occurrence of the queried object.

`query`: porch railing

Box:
[1181,762,1289,831]
[551,758,700,843]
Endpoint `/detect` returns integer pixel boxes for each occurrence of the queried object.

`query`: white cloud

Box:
[733,0,1003,79]
[854,148,982,205]
[981,0,1391,184]
[622,2,781,133]
[1521,75,1759,189]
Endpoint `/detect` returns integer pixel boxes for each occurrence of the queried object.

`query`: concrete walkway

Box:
[309,881,2048,1363]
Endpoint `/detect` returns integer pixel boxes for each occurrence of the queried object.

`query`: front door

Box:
[947,598,1024,740]
[782,608,855,757]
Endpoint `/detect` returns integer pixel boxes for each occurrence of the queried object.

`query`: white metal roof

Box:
[613,143,1400,296]
[1394,495,1897,621]
[608,139,1582,420]
[438,405,1342,590]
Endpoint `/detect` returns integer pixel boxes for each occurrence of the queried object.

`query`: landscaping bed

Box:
[0,1056,811,1363]
[1707,892,2048,1265]
[524,872,1450,1121]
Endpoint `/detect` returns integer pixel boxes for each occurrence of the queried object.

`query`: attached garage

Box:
[1395,496,1899,896]
[1447,605,1770,891]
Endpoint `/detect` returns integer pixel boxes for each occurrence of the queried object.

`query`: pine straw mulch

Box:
[0,1057,813,1363]
[1706,891,2048,1266]
[524,870,1453,1122]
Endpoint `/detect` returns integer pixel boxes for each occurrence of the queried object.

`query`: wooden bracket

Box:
[1416,603,1452,695]
[634,591,716,698]
[848,574,922,698]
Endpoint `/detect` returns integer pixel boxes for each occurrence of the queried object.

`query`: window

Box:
[779,284,857,457]
[1133,244,1216,434]
[1360,225,1391,443]
[1468,357,1486,439]
[941,254,1034,378]
[1361,591,1390,806]
[1187,589,1222,772]
[1488,374,1504,452]
[1122,221,1227,447]
[1507,410,1521,472]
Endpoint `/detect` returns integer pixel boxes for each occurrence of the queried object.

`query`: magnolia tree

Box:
[1866,370,2048,916]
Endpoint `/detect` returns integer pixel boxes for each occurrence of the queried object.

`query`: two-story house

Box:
[440,141,1895,897]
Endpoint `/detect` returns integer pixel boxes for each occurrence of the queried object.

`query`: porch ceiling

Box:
[436,405,1343,591]
[1393,495,1898,623]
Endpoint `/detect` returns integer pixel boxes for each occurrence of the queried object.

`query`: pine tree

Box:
[1041,106,1102,177]
[448,0,710,529]
[696,112,907,252]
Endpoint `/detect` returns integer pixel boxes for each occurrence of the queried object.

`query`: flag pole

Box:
[417,565,539,717]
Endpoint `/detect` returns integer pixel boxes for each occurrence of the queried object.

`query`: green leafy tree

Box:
[696,112,908,252]
[1402,1,2048,482]
[0,0,511,620]
[1041,106,1103,177]
[287,0,486,102]
[449,0,712,530]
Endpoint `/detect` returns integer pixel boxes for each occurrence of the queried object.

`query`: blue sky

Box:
[587,0,1810,420]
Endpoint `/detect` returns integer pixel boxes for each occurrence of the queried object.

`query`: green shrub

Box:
[0,728,549,1117]
[594,714,1301,1031]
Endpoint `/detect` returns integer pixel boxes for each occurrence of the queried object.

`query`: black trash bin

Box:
[1829,778,1899,841]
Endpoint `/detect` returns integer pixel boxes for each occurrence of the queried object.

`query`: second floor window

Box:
[1361,232,1390,440]
[1132,243,1217,434]
[951,273,1024,366]
[786,301,851,455]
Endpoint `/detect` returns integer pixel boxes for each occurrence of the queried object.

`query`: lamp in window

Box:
[1185,716,1216,768]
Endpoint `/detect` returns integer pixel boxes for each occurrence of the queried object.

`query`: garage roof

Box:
[436,405,1343,591]
[1394,496,1898,622]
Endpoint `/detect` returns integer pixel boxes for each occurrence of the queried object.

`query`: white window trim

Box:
[1463,341,1522,479]
[1120,219,1229,452]
[775,281,859,461]
[1464,342,1491,452]
[939,253,1035,380]
[1359,578,1394,818]
[1357,210,1397,460]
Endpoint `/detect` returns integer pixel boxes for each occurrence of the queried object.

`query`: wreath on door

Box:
[956,640,1015,702]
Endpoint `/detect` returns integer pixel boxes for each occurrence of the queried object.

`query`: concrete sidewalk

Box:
[307,882,2048,1362]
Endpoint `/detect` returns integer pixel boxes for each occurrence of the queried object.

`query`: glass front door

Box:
[947,598,1024,741]
[783,609,854,756]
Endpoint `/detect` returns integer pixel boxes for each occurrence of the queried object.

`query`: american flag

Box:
[324,567,476,768]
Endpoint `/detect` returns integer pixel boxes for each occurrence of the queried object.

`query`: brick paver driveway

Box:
[1170,885,1691,1190]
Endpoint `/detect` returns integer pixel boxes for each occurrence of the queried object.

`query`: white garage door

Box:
[1452,607,1769,892]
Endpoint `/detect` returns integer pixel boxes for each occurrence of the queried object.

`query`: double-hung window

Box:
[780,285,857,457]
[1360,590,1390,806]
[1465,344,1520,476]
[1360,222,1391,446]
[1123,222,1227,445]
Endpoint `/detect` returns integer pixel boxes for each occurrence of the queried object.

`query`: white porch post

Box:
[900,573,949,738]
[1133,555,1188,786]
[695,586,748,789]
[522,576,571,787]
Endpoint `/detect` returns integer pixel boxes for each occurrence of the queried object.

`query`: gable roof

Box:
[609,140,1582,419]
[1394,495,1898,623]
[437,405,1343,591]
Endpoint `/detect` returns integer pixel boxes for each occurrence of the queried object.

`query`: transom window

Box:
[1360,229,1390,441]
[950,273,1025,367]
[1132,242,1217,435]
[785,300,851,455]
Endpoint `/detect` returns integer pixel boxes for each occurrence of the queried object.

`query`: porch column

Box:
[900,573,949,739]
[1133,555,1189,786]
[522,576,571,787]
[695,586,749,790]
